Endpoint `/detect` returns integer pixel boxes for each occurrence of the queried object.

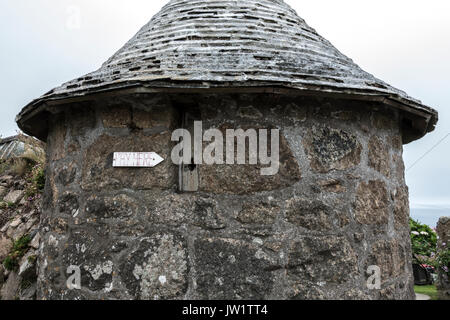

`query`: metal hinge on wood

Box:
[179,112,199,192]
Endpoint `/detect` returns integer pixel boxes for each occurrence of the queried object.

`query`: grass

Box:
[11,158,29,177]
[25,165,46,198]
[6,201,15,208]
[414,285,440,300]
[21,148,45,165]
[2,234,32,271]
[0,160,8,175]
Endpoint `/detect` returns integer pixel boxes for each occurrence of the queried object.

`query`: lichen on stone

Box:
[122,232,188,300]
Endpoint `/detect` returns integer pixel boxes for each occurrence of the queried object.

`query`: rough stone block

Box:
[3,190,25,205]
[392,134,403,151]
[194,237,276,299]
[368,136,391,177]
[393,187,410,231]
[317,179,346,193]
[287,235,358,282]
[237,202,278,225]
[0,265,4,286]
[48,115,67,161]
[192,198,226,230]
[0,236,12,262]
[437,217,450,244]
[120,232,188,300]
[30,233,40,249]
[354,180,389,225]
[392,154,406,183]
[372,113,396,131]
[285,198,334,231]
[0,186,7,199]
[199,130,301,194]
[133,106,178,130]
[286,235,358,299]
[57,192,79,217]
[143,191,194,226]
[69,106,97,137]
[0,271,20,300]
[54,162,78,187]
[81,133,177,190]
[61,229,113,292]
[366,240,406,281]
[85,194,140,219]
[101,106,131,128]
[436,217,450,300]
[304,126,361,173]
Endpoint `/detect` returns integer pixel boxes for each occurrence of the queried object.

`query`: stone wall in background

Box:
[0,134,45,162]
[37,93,415,300]
[0,153,45,300]
[436,217,450,300]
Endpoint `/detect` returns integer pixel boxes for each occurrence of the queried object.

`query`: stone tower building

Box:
[17,0,438,300]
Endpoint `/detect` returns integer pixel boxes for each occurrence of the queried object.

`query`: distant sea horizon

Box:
[410,207,449,229]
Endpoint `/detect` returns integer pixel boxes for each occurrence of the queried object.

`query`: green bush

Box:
[25,165,46,197]
[3,255,18,271]
[12,234,31,252]
[410,218,437,264]
[2,235,32,271]
[33,167,45,191]
[0,160,9,175]
[6,201,16,209]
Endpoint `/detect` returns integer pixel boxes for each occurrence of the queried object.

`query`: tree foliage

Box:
[410,218,437,264]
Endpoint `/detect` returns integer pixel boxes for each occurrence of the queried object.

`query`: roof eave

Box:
[16,81,438,144]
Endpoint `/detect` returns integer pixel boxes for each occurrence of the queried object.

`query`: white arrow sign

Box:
[112,152,164,168]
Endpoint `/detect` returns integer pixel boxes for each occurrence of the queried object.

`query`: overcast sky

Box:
[1,0,449,227]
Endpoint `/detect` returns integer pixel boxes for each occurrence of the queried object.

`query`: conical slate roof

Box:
[17,0,437,141]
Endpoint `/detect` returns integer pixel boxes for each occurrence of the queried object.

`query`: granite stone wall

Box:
[37,93,415,300]
[436,217,450,300]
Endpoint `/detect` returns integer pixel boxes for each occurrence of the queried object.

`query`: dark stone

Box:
[237,202,278,225]
[100,106,131,128]
[194,237,276,299]
[193,198,226,230]
[54,163,77,186]
[61,229,113,292]
[69,106,96,137]
[48,115,67,162]
[304,126,361,173]
[120,231,188,300]
[287,236,358,283]
[285,198,335,231]
[85,194,140,219]
[317,179,346,193]
[58,192,79,216]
